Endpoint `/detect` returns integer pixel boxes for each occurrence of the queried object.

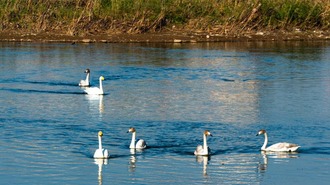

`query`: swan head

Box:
[256,129,266,136]
[98,131,103,137]
[127,127,136,133]
[99,76,105,81]
[204,130,212,137]
[85,68,90,73]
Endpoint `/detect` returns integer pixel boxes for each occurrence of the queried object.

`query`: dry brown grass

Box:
[0,0,329,36]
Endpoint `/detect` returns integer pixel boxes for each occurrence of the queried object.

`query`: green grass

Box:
[0,0,329,35]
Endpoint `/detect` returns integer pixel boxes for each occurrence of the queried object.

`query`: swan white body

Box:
[84,76,105,95]
[94,131,110,159]
[79,69,90,87]
[256,129,300,152]
[127,127,147,149]
[194,130,212,156]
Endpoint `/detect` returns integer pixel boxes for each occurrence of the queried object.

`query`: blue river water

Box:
[0,41,329,184]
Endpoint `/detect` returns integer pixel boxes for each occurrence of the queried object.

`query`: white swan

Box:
[127,127,147,149]
[194,130,212,156]
[79,68,91,87]
[94,131,110,159]
[256,129,300,152]
[84,76,105,95]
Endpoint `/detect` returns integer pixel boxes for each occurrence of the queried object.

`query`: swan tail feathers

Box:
[194,145,203,155]
[136,139,147,149]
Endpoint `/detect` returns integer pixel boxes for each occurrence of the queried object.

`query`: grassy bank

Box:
[0,0,329,36]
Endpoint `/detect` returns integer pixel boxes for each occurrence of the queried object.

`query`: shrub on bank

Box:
[0,0,328,35]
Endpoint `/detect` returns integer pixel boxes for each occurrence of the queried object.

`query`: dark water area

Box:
[0,41,329,184]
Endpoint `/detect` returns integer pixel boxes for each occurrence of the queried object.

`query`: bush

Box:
[0,0,328,34]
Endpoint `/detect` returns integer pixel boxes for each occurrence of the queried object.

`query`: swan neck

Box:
[99,78,103,92]
[86,73,90,83]
[203,133,208,150]
[130,132,136,148]
[98,136,102,150]
[262,133,268,150]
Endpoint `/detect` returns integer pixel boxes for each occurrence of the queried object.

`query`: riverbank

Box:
[0,29,329,43]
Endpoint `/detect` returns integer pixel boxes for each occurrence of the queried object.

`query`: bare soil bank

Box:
[0,30,329,43]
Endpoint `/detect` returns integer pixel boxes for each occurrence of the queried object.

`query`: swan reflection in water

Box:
[258,152,268,172]
[128,148,145,172]
[85,94,104,118]
[258,151,299,172]
[129,156,137,172]
[196,155,210,177]
[94,158,108,185]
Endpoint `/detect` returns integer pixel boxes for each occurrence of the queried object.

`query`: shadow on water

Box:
[73,142,134,160]
[81,153,132,160]
[147,145,255,156]
[299,147,330,155]
[0,87,85,95]
[0,78,79,87]
[73,142,329,168]
[24,81,79,87]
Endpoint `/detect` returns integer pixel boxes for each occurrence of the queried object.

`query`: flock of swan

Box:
[93,128,300,159]
[78,69,300,159]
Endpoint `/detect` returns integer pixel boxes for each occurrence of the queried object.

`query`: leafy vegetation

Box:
[0,0,329,35]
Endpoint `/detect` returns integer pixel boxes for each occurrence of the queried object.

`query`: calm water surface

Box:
[0,41,330,184]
